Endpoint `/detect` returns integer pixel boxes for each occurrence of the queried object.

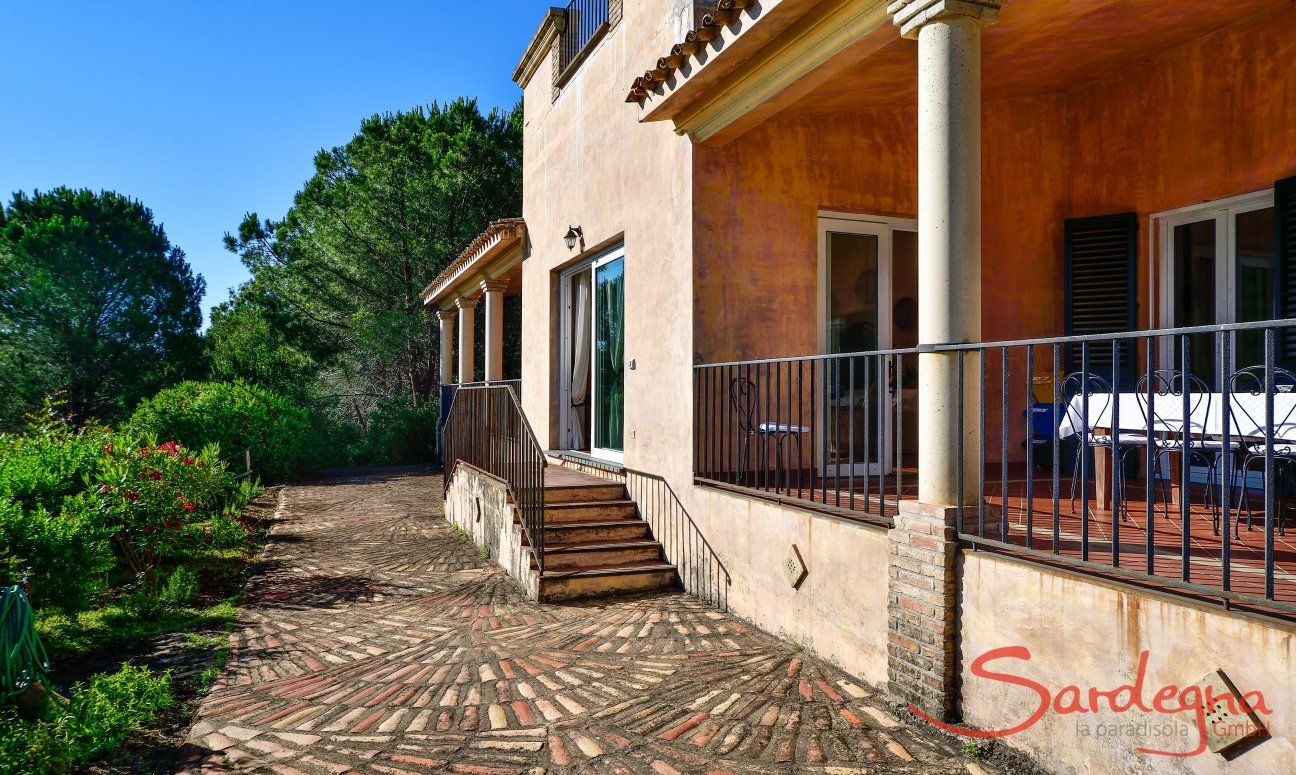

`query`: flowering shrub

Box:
[92,440,229,580]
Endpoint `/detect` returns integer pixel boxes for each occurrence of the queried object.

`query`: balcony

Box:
[694,320,1296,618]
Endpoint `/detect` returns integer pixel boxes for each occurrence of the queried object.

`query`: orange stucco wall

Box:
[693,4,1296,461]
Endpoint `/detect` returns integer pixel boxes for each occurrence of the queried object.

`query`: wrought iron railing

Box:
[438,380,520,465]
[559,0,610,73]
[695,319,1296,617]
[694,348,918,528]
[442,384,546,570]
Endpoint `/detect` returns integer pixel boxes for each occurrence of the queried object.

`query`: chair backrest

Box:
[1227,366,1296,443]
[729,375,758,436]
[1134,369,1210,443]
[1058,371,1112,439]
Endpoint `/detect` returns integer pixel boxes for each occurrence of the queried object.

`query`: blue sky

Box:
[0,1,535,324]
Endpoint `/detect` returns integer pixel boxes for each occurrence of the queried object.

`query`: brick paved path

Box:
[183,468,995,774]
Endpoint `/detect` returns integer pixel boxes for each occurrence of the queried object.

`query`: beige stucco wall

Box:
[445,464,537,598]
[961,552,1296,773]
[519,0,893,687]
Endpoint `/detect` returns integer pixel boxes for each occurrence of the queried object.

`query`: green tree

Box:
[205,282,329,403]
[0,188,204,426]
[222,98,522,407]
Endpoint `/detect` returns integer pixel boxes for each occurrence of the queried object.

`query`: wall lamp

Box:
[564,225,583,251]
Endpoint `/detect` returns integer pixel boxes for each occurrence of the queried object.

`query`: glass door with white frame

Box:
[819,215,917,477]
[1159,191,1276,383]
[591,249,625,460]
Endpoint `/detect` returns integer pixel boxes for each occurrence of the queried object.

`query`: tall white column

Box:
[891,0,1000,507]
[455,296,479,384]
[437,308,456,385]
[480,278,509,382]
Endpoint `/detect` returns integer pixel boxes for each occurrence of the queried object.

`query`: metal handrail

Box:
[442,385,547,570]
[694,318,1296,617]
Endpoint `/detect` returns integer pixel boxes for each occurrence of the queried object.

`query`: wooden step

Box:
[542,520,650,544]
[534,540,664,571]
[539,561,678,601]
[543,483,626,504]
[544,499,638,523]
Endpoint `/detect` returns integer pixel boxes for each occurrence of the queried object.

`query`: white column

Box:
[455,296,479,383]
[892,0,1000,507]
[480,278,509,382]
[437,308,456,385]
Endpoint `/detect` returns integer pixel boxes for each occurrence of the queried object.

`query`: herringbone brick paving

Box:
[182,467,997,774]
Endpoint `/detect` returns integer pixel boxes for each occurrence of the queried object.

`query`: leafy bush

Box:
[0,665,174,774]
[349,396,439,466]
[158,566,198,609]
[91,440,229,580]
[128,380,328,482]
[0,404,110,513]
[0,500,112,612]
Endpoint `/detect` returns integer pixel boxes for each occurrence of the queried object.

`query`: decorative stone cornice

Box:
[887,0,1002,38]
[480,278,510,294]
[513,8,566,87]
[421,218,526,306]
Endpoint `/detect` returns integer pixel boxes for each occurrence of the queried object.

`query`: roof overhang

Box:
[629,0,896,145]
[421,219,527,308]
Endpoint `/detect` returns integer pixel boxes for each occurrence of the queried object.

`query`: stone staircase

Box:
[525,465,677,601]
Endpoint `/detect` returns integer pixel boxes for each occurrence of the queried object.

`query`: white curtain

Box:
[570,274,592,449]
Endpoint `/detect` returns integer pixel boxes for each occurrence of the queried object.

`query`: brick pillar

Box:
[887,502,959,719]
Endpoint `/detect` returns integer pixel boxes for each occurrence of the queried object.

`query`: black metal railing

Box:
[694,348,920,527]
[438,380,521,465]
[695,319,1296,617]
[559,0,610,73]
[442,384,546,570]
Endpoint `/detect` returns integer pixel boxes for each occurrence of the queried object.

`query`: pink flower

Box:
[98,484,112,494]
[101,444,113,454]
[183,502,197,512]
[182,456,195,465]
[123,490,139,502]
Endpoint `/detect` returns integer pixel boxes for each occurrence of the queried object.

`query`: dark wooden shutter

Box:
[1276,176,1296,362]
[1064,213,1138,378]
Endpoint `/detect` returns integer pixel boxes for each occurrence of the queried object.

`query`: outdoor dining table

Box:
[1056,391,1296,511]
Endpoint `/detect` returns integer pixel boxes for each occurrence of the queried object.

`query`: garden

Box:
[0,393,291,773]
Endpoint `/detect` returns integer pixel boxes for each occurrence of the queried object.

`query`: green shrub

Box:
[0,499,112,611]
[0,406,111,514]
[128,380,327,482]
[350,396,439,466]
[0,665,174,774]
[91,440,230,580]
[157,566,199,609]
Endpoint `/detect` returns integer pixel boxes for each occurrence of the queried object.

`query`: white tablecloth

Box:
[1056,392,1296,443]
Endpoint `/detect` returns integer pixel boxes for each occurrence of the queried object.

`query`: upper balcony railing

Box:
[559,0,610,75]
[694,319,1296,619]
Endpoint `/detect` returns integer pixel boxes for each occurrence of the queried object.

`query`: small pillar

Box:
[886,0,1002,720]
[437,308,456,386]
[455,296,480,383]
[480,278,509,382]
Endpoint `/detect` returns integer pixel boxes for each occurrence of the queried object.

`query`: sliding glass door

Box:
[591,249,625,460]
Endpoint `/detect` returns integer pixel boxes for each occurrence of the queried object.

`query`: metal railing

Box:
[559,0,610,73]
[695,319,1296,617]
[695,348,918,528]
[442,384,547,570]
[438,381,520,465]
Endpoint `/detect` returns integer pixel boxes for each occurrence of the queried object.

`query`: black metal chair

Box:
[1121,370,1222,525]
[1226,366,1296,537]
[1060,372,1126,517]
[730,375,810,491]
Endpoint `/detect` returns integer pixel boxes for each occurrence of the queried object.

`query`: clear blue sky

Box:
[0,1,536,324]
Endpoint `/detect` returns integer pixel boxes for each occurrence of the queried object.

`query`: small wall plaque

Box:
[783,544,808,589]
[1194,669,1266,755]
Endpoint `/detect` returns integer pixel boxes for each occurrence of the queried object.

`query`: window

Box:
[1157,189,1276,376]
[558,0,610,75]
